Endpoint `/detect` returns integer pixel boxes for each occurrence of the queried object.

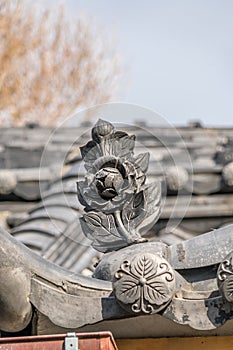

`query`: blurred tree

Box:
[0,0,121,126]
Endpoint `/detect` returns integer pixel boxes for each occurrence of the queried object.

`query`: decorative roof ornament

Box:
[218,251,233,303]
[165,165,189,191]
[0,171,17,195]
[222,162,233,187]
[4,119,233,336]
[77,119,161,253]
[114,253,176,314]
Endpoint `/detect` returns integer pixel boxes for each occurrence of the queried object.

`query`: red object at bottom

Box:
[0,331,118,350]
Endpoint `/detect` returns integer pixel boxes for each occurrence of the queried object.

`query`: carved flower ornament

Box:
[77,119,161,253]
[114,253,176,314]
[78,157,142,213]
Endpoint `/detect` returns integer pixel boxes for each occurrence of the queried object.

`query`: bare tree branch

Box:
[0,0,121,126]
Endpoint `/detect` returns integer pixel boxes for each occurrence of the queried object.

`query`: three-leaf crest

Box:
[114,253,175,314]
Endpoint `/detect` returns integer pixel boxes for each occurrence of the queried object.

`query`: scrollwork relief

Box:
[218,253,233,303]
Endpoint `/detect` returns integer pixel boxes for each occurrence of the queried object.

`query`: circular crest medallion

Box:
[113,253,176,314]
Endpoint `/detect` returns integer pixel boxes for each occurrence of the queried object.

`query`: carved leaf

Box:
[121,135,135,152]
[80,140,96,159]
[131,255,157,280]
[115,275,140,304]
[80,212,127,253]
[144,280,169,305]
[80,141,102,170]
[134,152,150,172]
[76,180,89,207]
[122,191,146,232]
[110,135,135,159]
[122,181,161,235]
[134,191,144,208]
[83,212,120,239]
[84,212,102,227]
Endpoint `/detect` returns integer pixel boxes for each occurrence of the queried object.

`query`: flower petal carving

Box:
[134,152,150,172]
[114,253,176,314]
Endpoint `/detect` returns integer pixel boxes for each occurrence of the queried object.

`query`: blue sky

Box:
[43,1,233,126]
